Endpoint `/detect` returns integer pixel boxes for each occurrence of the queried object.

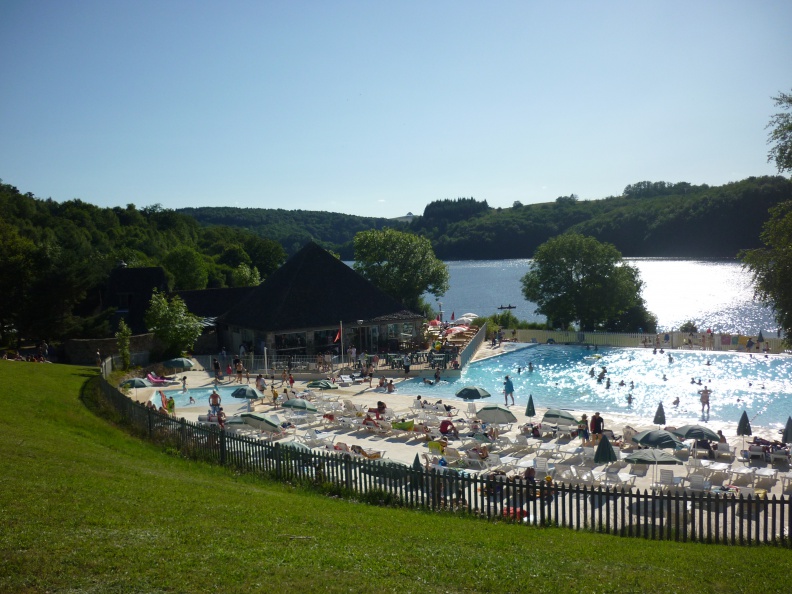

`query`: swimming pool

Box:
[149,385,262,410]
[398,345,792,429]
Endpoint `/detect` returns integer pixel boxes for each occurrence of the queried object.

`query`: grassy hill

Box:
[0,361,788,593]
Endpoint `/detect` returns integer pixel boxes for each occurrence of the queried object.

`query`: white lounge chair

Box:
[651,469,684,492]
[686,474,711,494]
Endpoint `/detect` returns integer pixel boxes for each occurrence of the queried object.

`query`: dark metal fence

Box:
[100,378,790,546]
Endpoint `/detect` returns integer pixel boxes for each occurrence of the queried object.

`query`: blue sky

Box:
[1,1,790,218]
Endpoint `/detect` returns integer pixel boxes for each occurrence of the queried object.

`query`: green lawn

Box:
[0,361,788,593]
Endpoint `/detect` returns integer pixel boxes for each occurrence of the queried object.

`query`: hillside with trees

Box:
[177,206,403,258]
[408,176,792,259]
[0,181,285,345]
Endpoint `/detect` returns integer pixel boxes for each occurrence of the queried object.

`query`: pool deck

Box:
[127,343,791,499]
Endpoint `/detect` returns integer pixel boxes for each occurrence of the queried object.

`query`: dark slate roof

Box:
[220,242,421,332]
[172,287,256,318]
[106,266,169,334]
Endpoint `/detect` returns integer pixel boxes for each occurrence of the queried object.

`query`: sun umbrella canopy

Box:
[653,403,666,427]
[120,378,152,389]
[624,448,682,465]
[306,380,338,390]
[632,429,684,450]
[461,313,479,319]
[360,459,410,480]
[737,411,752,437]
[231,386,260,400]
[163,357,193,369]
[525,394,536,418]
[782,417,792,444]
[671,425,719,442]
[282,398,318,412]
[455,386,491,400]
[241,413,282,432]
[594,433,618,464]
[542,408,578,425]
[737,410,752,448]
[476,404,517,424]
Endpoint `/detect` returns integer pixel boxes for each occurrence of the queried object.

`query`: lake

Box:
[428,259,780,336]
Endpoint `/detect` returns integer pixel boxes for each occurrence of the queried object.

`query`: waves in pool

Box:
[398,345,792,429]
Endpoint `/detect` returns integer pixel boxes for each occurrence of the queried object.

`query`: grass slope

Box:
[0,361,787,593]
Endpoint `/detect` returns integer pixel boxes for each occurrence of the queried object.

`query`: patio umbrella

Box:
[282,398,318,413]
[476,404,517,424]
[455,386,491,400]
[525,394,536,420]
[428,319,440,326]
[623,448,682,484]
[737,410,752,449]
[782,416,792,444]
[163,357,193,369]
[594,433,618,465]
[306,379,338,390]
[241,412,282,432]
[542,408,578,425]
[653,403,666,427]
[120,378,152,389]
[757,330,764,343]
[232,385,260,411]
[671,425,719,442]
[462,313,479,319]
[361,459,410,481]
[632,429,683,450]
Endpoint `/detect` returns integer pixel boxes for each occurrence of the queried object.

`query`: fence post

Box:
[275,442,282,480]
[146,407,153,437]
[220,429,226,466]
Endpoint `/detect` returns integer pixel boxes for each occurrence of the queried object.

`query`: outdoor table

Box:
[753,467,778,481]
[778,471,792,491]
[706,462,731,474]
[730,466,755,484]
[498,455,520,471]
[538,442,560,458]
[515,456,535,469]
[559,445,583,460]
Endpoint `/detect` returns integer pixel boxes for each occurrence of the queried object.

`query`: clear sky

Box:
[1,1,790,219]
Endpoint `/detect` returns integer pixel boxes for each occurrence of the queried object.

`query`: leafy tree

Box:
[353,228,449,312]
[766,89,792,173]
[144,290,203,358]
[115,319,132,370]
[232,263,261,287]
[520,234,655,331]
[740,200,792,343]
[163,246,208,290]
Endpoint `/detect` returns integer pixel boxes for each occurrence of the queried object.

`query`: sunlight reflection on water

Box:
[399,345,792,430]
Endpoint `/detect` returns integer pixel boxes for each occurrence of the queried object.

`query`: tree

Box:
[144,290,203,358]
[520,234,655,331]
[353,228,449,312]
[163,246,208,290]
[740,200,792,343]
[767,89,792,173]
[232,263,261,287]
[115,319,132,370]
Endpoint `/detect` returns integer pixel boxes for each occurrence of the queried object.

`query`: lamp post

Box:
[356,320,364,369]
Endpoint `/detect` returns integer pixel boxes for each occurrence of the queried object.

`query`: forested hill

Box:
[177,207,403,257]
[179,176,792,259]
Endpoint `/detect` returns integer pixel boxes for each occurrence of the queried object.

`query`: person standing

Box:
[403,353,411,375]
[213,358,221,380]
[209,389,221,414]
[699,386,711,414]
[590,412,604,441]
[503,375,515,405]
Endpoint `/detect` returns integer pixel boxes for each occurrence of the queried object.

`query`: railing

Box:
[514,329,786,353]
[99,377,790,546]
[459,323,487,369]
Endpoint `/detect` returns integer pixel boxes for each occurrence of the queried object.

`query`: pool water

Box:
[398,345,792,430]
[149,385,265,410]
